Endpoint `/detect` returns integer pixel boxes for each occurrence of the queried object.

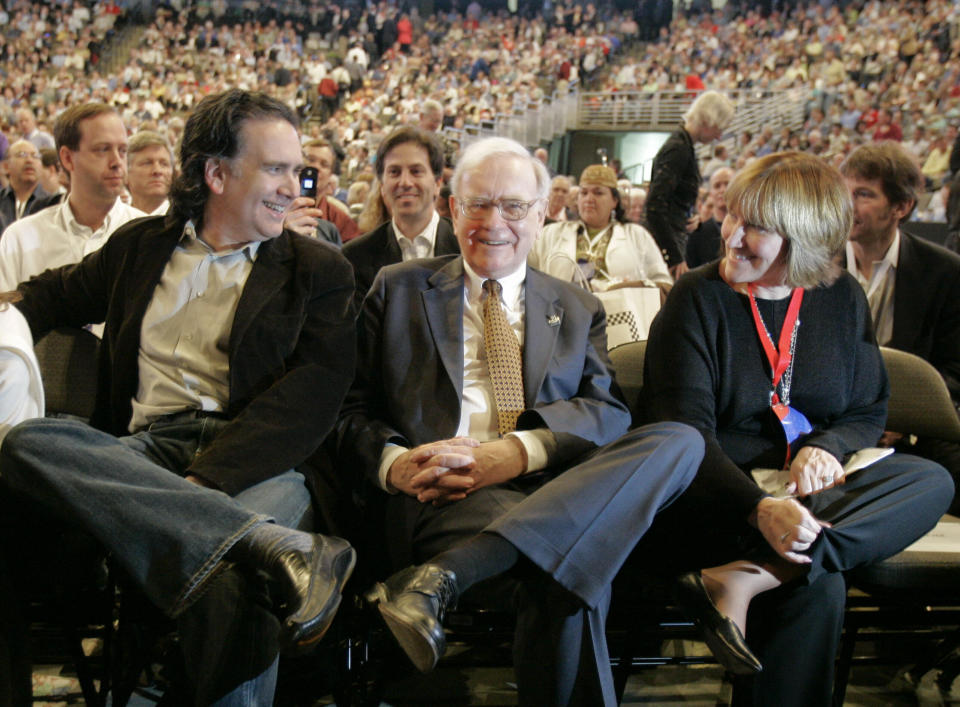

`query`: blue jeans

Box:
[0,414,313,705]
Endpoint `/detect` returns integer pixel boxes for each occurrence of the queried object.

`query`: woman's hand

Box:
[786,446,845,497]
[755,496,831,564]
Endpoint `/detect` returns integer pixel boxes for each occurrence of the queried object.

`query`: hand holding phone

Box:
[300,167,319,198]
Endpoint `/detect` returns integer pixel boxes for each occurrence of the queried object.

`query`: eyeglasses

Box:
[457,198,542,221]
[9,151,40,160]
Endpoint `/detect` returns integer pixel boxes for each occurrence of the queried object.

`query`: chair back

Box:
[609,340,646,420]
[880,347,960,443]
[33,327,100,419]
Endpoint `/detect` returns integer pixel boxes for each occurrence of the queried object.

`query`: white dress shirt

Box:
[846,230,899,346]
[377,261,558,490]
[129,222,258,432]
[0,197,146,291]
[393,210,440,261]
[0,305,44,445]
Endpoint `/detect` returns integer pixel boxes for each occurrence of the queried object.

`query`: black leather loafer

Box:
[366,564,459,673]
[676,571,762,675]
[269,534,356,650]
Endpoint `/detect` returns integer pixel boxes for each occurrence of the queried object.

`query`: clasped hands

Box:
[755,446,843,564]
[387,436,528,505]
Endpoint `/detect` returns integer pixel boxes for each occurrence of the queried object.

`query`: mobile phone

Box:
[300,167,318,198]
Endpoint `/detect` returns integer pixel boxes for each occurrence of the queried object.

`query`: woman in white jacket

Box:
[530,164,672,292]
[0,291,44,445]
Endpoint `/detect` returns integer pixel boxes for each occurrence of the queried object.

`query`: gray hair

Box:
[684,91,736,136]
[421,99,444,117]
[451,137,550,201]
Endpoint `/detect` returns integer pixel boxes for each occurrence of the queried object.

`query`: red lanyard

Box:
[747,284,804,406]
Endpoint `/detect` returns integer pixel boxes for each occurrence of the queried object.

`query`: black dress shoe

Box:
[366,564,459,673]
[256,533,356,651]
[675,571,762,675]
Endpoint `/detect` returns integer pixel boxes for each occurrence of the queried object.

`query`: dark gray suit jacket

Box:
[16,214,357,495]
[341,216,459,307]
[0,184,49,235]
[843,231,960,404]
[889,232,960,404]
[335,255,631,487]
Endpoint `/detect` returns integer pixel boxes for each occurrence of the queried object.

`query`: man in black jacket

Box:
[342,126,459,305]
[0,89,358,705]
[841,142,960,513]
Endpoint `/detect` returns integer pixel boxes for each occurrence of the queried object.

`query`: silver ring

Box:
[779,531,790,543]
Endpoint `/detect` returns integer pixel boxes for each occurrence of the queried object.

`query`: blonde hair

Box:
[725,152,852,288]
[356,179,389,233]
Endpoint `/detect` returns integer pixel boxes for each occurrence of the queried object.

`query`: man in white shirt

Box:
[125,130,173,216]
[338,137,701,705]
[341,126,460,305]
[841,142,960,513]
[0,103,146,291]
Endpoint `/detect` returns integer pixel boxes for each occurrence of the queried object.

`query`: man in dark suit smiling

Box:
[341,126,459,306]
[0,89,357,705]
[337,136,702,706]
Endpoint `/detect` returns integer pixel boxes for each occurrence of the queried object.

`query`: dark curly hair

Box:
[169,89,299,227]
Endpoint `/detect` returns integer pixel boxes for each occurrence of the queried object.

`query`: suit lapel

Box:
[890,233,924,349]
[523,268,563,407]
[435,218,460,256]
[380,223,403,271]
[230,233,293,361]
[422,258,466,401]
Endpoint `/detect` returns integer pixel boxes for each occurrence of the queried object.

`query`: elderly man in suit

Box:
[337,136,703,706]
[0,90,357,705]
[341,126,460,305]
[840,142,960,513]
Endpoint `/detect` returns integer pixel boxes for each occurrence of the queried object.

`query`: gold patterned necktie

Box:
[482,279,525,436]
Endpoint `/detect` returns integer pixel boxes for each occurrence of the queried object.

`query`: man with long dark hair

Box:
[1,89,357,705]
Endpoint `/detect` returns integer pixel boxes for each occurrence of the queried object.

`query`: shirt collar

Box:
[180,220,261,261]
[57,196,126,238]
[392,209,439,248]
[845,228,900,277]
[462,259,525,311]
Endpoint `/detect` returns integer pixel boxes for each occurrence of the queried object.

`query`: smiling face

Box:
[380,141,441,234]
[720,211,788,290]
[451,153,544,280]
[577,183,618,229]
[204,117,302,250]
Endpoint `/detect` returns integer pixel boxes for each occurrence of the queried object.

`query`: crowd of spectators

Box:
[1,0,960,228]
[0,0,638,184]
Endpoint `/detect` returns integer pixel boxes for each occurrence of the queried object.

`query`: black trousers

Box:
[628,453,953,707]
